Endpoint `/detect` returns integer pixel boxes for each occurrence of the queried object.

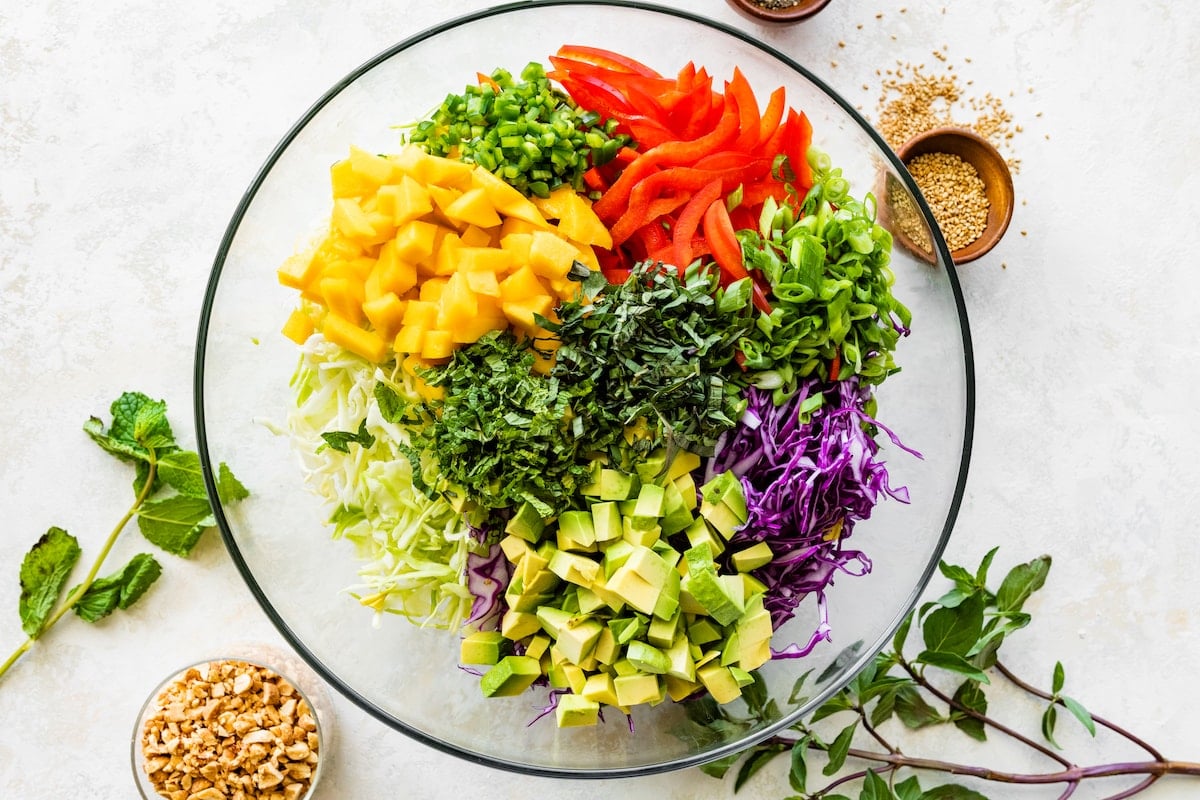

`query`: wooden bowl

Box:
[725,0,833,24]
[897,126,1015,264]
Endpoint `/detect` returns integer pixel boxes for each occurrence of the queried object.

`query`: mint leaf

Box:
[922,592,984,657]
[72,554,162,622]
[158,451,208,498]
[996,555,1051,614]
[975,546,1000,585]
[318,419,375,454]
[916,650,991,683]
[18,528,81,638]
[137,495,215,556]
[951,680,988,742]
[923,785,990,800]
[84,391,177,465]
[892,611,913,652]
[217,462,250,503]
[822,721,857,775]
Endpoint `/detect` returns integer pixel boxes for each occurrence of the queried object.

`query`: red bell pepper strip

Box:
[640,87,740,168]
[582,166,609,192]
[829,349,841,381]
[671,178,723,271]
[782,108,814,190]
[704,199,773,314]
[556,45,661,78]
[757,87,786,145]
[728,68,762,152]
[558,75,634,120]
[476,72,500,92]
[635,222,671,255]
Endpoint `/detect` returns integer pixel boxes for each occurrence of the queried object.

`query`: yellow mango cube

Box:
[436,273,478,330]
[331,198,377,242]
[277,252,320,291]
[348,145,401,187]
[323,313,387,363]
[457,246,512,274]
[529,231,580,280]
[420,277,449,302]
[498,265,550,303]
[319,276,365,325]
[394,219,440,263]
[445,187,503,229]
[330,158,374,199]
[471,168,550,228]
[421,329,455,361]
[502,295,554,331]
[379,174,435,226]
[402,300,439,328]
[393,323,427,355]
[281,308,315,345]
[362,292,407,340]
[459,224,494,248]
[499,232,533,266]
[556,192,612,249]
[465,269,501,297]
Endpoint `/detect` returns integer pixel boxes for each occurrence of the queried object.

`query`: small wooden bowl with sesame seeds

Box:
[896,126,1014,264]
[725,0,833,24]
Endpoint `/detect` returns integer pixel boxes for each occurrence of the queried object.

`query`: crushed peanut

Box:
[139,660,320,800]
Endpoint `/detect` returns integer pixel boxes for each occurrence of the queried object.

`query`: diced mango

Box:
[502,295,554,331]
[361,292,407,340]
[499,232,533,266]
[445,187,503,229]
[331,198,377,241]
[436,273,478,330]
[557,191,612,249]
[277,252,320,291]
[378,174,434,225]
[393,323,426,355]
[319,276,364,325]
[499,265,550,303]
[529,231,580,280]
[471,167,550,228]
[322,313,388,362]
[459,224,494,248]
[330,158,375,199]
[394,219,440,263]
[465,269,501,297]
[530,186,578,220]
[421,329,455,361]
[457,246,512,274]
[281,308,314,344]
[402,300,439,328]
[419,277,448,302]
[348,145,401,188]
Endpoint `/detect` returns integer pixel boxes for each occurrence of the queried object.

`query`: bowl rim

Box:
[193,0,974,778]
[725,0,834,23]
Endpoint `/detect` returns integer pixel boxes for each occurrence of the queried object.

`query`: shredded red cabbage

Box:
[707,377,919,637]
[464,539,511,631]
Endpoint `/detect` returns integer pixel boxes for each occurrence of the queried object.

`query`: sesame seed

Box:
[905,152,991,251]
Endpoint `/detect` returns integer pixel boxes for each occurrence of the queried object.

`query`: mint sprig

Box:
[689,548,1200,798]
[1,392,248,683]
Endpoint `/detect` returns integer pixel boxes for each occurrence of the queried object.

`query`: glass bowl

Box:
[194,0,972,778]
[132,653,330,799]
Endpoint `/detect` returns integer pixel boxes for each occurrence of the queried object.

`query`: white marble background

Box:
[2,1,1198,798]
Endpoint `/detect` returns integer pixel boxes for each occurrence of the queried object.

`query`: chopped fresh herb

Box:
[318,419,376,454]
[548,260,754,461]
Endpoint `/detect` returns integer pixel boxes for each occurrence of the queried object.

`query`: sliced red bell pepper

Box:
[558,74,634,120]
[757,87,786,145]
[704,199,772,314]
[672,178,723,271]
[728,68,762,152]
[781,108,814,190]
[556,45,661,78]
[641,88,740,168]
[829,349,841,381]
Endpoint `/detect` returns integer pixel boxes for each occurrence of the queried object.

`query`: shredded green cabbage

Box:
[287,335,474,630]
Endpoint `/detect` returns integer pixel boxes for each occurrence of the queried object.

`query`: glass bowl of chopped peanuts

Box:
[132,656,328,800]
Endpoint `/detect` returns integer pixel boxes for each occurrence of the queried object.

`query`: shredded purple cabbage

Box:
[464,539,511,631]
[708,377,919,638]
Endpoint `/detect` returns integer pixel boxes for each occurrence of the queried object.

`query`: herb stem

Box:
[899,657,1071,768]
[855,703,898,754]
[0,457,158,682]
[995,660,1166,761]
[840,749,1200,785]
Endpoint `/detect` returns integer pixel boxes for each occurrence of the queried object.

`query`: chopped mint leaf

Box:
[18,528,81,638]
[137,495,215,556]
[72,553,162,622]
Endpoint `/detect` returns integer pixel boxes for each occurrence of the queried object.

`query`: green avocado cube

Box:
[697,662,742,704]
[651,568,681,621]
[480,655,542,697]
[582,672,620,706]
[700,499,744,540]
[673,472,698,511]
[633,483,666,518]
[634,453,666,484]
[687,618,723,645]
[590,501,623,543]
[647,608,680,649]
[460,631,508,665]
[602,539,635,579]
[580,460,604,496]
[731,542,774,572]
[663,633,696,681]
[626,640,670,674]
[599,468,640,501]
[685,569,742,626]
[555,693,600,727]
[501,609,541,641]
[700,471,747,521]
[592,626,619,665]
[536,605,575,639]
[504,501,546,543]
[556,617,604,665]
[548,549,600,587]
[614,673,662,706]
[685,517,725,556]
[499,534,533,564]
[605,566,660,615]
[557,510,597,551]
[625,546,672,590]
[729,666,754,688]
[720,631,741,666]
[622,517,660,547]
[524,634,552,660]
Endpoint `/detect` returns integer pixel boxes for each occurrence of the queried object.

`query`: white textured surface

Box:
[1,1,1198,798]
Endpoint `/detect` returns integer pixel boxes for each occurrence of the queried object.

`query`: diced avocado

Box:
[523,568,561,597]
[460,631,508,665]
[587,574,626,613]
[651,568,681,622]
[720,631,741,667]
[741,572,768,598]
[664,674,702,702]
[700,500,744,540]
[647,610,680,649]
[524,633,552,660]
[634,453,666,484]
[547,662,571,688]
[621,517,660,547]
[555,693,600,727]
[687,618,723,645]
[556,617,604,665]
[663,633,696,681]
[694,649,721,669]
[549,662,587,693]
[685,569,742,626]
[504,501,546,543]
[599,468,640,501]
[673,472,698,511]
[582,672,620,706]
[719,574,746,615]
[697,662,742,704]
[579,460,604,496]
[611,657,638,677]
[626,640,670,674]
[501,609,541,641]
[499,534,532,564]
[507,590,553,614]
[679,582,707,616]
[684,541,715,572]
[517,549,550,586]
[592,625,618,665]
[636,448,701,484]
[604,566,660,615]
[576,585,606,614]
[736,594,773,643]
[731,542,774,572]
[651,539,681,568]
[658,481,694,536]
[590,501,623,543]
[625,546,672,589]
[548,549,600,587]
[737,636,773,671]
[607,616,643,646]
[632,483,666,518]
[614,673,662,706]
[700,471,747,522]
[535,605,575,638]
[556,510,597,551]
[729,666,755,688]
[480,655,541,697]
[685,517,725,556]
[601,539,635,579]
